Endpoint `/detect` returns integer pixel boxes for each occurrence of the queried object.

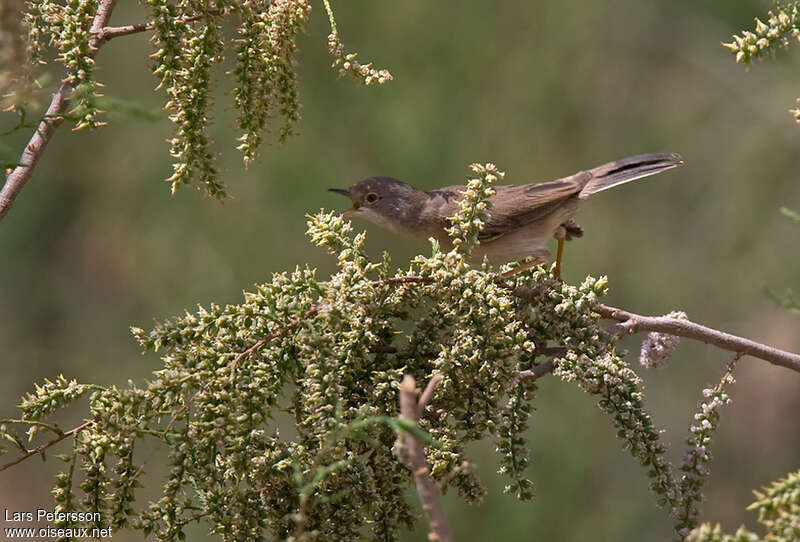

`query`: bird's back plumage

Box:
[420,152,682,263]
[435,153,681,238]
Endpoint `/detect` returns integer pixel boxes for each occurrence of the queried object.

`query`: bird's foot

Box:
[553,229,566,282]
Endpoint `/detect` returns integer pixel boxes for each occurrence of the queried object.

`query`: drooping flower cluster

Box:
[322,0,393,85]
[14,0,103,128]
[234,0,312,166]
[326,34,393,85]
[639,311,687,368]
[675,360,737,538]
[149,0,225,196]
[10,0,392,197]
[555,346,680,517]
[723,4,800,65]
[723,3,800,124]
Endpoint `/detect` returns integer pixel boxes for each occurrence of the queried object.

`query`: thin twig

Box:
[0,418,63,436]
[518,359,556,381]
[398,375,453,542]
[96,10,224,42]
[418,374,443,411]
[0,0,119,223]
[228,305,322,372]
[596,304,800,374]
[175,510,210,527]
[0,420,93,473]
[367,276,800,374]
[370,275,432,287]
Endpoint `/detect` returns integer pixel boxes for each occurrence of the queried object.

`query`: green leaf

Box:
[765,287,800,315]
[780,207,800,223]
[387,418,443,449]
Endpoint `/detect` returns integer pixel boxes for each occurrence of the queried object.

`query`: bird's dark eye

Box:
[365,192,379,204]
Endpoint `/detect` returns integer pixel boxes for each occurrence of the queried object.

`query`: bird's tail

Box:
[579,152,683,199]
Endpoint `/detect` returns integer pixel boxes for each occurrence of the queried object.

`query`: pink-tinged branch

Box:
[96,10,224,42]
[596,304,800,373]
[398,374,453,542]
[518,359,556,381]
[0,420,93,473]
[0,0,119,223]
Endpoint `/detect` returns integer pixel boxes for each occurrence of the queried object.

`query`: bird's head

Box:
[329,177,423,233]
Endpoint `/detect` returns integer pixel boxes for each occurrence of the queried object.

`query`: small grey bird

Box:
[330,153,683,278]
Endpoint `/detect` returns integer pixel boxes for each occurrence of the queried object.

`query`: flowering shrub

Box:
[0,164,767,540]
[8,0,392,197]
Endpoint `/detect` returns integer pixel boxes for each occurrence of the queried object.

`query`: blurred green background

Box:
[1,1,799,540]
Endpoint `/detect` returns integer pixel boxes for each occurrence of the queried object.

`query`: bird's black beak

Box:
[329,187,358,216]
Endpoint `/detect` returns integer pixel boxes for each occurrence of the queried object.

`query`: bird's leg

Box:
[553,226,566,281]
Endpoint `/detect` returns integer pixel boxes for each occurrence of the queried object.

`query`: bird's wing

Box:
[476,172,589,241]
[423,172,588,241]
[419,187,465,232]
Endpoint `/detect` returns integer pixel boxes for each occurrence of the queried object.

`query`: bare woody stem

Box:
[228,305,321,372]
[518,359,556,381]
[223,278,800,383]
[0,420,93,473]
[596,304,800,373]
[96,10,224,41]
[0,0,119,223]
[372,277,800,374]
[399,374,453,542]
[0,4,223,223]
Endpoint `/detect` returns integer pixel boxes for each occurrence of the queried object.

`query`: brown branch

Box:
[398,375,453,542]
[370,275,432,287]
[518,359,555,381]
[369,275,800,375]
[96,10,224,42]
[502,282,799,374]
[596,304,800,374]
[175,511,210,527]
[293,497,310,542]
[0,0,119,223]
[0,420,93,473]
[228,305,321,372]
[418,373,443,411]
[513,347,567,383]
